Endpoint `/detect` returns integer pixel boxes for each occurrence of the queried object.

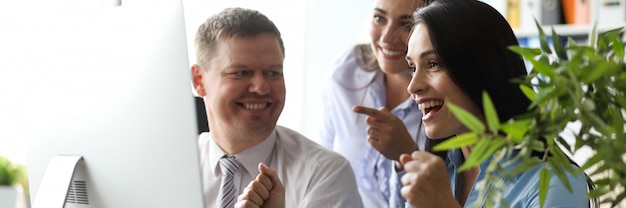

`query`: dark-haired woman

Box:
[400,0,591,207]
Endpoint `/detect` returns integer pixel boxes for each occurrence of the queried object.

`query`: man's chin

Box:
[240,119,277,129]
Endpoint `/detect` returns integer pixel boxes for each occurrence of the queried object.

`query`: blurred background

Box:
[1,0,624,207]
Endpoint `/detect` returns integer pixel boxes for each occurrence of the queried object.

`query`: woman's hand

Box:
[353,105,417,161]
[399,151,460,208]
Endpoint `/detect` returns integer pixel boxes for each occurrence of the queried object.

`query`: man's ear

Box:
[191,64,207,97]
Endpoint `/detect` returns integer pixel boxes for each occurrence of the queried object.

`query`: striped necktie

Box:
[217,156,241,208]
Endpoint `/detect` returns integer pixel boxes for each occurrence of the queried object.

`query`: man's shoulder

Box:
[274,126,346,162]
[273,126,362,207]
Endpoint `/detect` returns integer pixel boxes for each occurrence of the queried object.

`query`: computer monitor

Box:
[24,1,205,207]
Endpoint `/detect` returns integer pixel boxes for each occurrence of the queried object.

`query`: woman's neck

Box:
[461,146,473,159]
[384,73,411,109]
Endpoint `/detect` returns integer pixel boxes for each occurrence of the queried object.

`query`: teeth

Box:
[418,100,444,111]
[244,103,267,110]
[381,48,404,56]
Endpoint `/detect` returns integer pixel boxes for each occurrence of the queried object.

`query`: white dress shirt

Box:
[199,125,363,208]
[317,45,427,208]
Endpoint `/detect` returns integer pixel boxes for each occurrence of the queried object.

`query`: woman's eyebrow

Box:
[406,49,436,62]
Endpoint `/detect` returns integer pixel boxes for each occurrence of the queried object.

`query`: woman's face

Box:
[405,24,482,139]
[370,0,426,75]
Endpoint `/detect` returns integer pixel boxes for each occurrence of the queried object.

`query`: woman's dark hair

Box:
[414,0,530,122]
[416,0,531,161]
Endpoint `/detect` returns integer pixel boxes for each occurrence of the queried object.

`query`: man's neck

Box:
[211,128,273,155]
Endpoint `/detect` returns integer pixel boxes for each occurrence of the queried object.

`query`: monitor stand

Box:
[32,155,83,208]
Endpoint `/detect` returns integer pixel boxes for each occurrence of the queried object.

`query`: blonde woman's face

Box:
[369,0,426,75]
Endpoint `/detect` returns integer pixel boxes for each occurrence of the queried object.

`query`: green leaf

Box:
[509,46,542,61]
[588,186,610,199]
[584,113,610,135]
[499,118,531,143]
[529,87,559,109]
[589,23,597,48]
[580,150,606,171]
[610,38,625,63]
[593,178,611,186]
[497,196,512,208]
[459,138,505,172]
[581,99,596,112]
[612,107,625,136]
[458,138,491,171]
[433,132,479,151]
[600,28,624,56]
[551,28,567,60]
[482,92,500,133]
[583,62,613,83]
[486,150,506,173]
[566,37,578,48]
[549,144,576,174]
[556,136,572,153]
[519,85,536,102]
[583,153,611,177]
[539,167,551,208]
[447,102,485,133]
[529,54,556,77]
[529,139,546,152]
[610,30,625,59]
[534,19,552,54]
[484,200,495,208]
[0,156,24,186]
[508,157,541,175]
[547,159,573,193]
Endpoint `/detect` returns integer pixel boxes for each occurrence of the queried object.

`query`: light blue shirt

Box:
[317,45,427,208]
[407,149,590,208]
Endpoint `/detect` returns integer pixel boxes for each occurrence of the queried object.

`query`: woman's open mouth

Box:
[418,100,444,118]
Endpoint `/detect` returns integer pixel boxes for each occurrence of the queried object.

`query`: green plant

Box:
[434,22,626,208]
[0,155,26,187]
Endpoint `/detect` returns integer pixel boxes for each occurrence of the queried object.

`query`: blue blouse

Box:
[318,45,426,208]
[407,149,590,208]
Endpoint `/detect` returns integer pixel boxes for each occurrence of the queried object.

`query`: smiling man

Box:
[191,8,363,208]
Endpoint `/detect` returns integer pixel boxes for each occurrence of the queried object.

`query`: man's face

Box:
[193,33,285,139]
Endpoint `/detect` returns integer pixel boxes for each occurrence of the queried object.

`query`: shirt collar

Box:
[393,96,418,118]
[447,148,464,171]
[236,130,276,177]
[208,129,277,177]
[369,74,417,115]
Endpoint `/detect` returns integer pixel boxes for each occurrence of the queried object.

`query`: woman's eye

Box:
[427,61,438,69]
[373,15,384,23]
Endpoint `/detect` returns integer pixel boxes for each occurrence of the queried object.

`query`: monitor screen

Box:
[23,1,205,207]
